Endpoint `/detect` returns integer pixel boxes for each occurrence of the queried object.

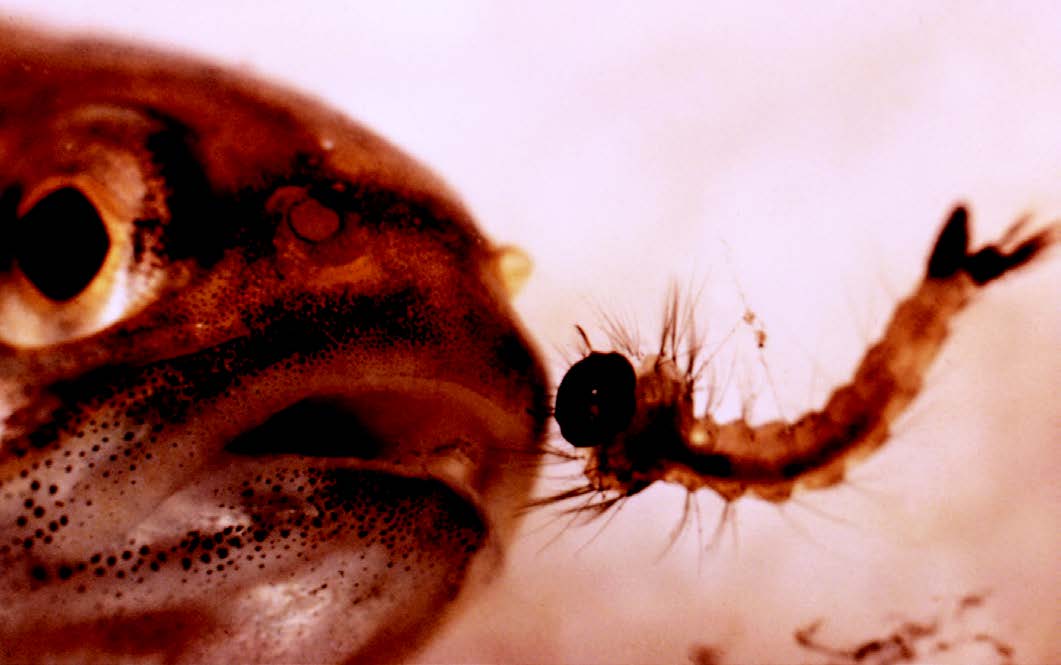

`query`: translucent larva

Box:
[545,205,1057,515]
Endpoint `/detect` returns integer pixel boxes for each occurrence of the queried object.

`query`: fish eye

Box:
[554,351,637,447]
[14,187,111,302]
[0,179,137,348]
[0,106,183,348]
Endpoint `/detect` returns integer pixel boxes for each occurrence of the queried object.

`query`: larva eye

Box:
[13,187,111,302]
[554,351,637,447]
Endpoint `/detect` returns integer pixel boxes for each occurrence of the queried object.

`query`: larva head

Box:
[554,339,701,497]
[0,24,547,664]
[554,352,637,448]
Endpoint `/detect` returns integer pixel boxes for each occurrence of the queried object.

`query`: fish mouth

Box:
[223,386,516,477]
[204,384,531,554]
[6,381,542,664]
[144,383,532,657]
[218,380,536,505]
[224,397,396,459]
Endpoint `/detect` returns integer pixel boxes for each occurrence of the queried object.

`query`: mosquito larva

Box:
[548,205,1057,511]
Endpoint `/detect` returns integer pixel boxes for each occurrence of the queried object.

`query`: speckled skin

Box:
[0,24,548,664]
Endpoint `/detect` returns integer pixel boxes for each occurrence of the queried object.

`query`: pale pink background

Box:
[3,4,1058,664]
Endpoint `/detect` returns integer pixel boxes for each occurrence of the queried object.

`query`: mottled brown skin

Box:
[0,24,548,664]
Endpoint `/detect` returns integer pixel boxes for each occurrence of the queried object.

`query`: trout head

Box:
[0,25,547,664]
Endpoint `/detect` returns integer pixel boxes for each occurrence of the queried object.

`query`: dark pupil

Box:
[554,352,637,448]
[15,187,110,301]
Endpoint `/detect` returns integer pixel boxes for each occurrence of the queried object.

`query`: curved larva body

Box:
[555,207,1057,507]
[0,25,548,664]
[532,208,1056,664]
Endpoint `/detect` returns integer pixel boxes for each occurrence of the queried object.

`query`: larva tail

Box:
[674,206,1057,502]
[928,205,1058,284]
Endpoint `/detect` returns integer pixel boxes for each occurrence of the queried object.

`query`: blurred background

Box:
[2,3,1058,663]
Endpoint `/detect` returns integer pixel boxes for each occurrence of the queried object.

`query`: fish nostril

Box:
[288,198,342,243]
[225,398,384,459]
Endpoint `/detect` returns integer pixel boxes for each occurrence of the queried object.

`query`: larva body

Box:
[553,207,1057,508]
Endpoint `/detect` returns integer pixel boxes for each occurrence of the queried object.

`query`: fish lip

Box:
[209,376,543,538]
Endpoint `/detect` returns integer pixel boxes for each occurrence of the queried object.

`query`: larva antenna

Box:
[574,324,593,355]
